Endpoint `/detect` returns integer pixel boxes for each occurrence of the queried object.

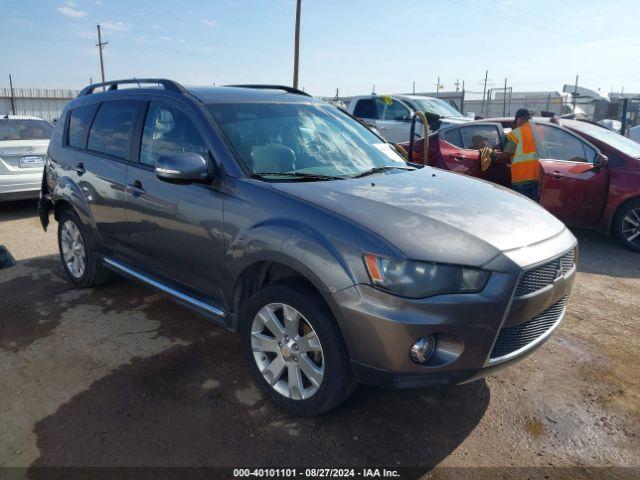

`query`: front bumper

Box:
[330,230,577,388]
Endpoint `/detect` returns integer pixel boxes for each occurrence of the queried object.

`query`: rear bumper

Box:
[330,231,577,388]
[0,172,42,200]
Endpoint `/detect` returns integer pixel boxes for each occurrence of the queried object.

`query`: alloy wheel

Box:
[622,207,640,247]
[60,219,86,279]
[251,303,325,400]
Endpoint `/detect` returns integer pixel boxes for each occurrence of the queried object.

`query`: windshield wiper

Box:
[350,165,415,179]
[251,171,345,181]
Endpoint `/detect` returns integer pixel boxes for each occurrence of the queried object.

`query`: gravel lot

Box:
[1,199,639,478]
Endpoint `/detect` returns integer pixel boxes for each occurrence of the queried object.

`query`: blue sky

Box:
[2,0,640,97]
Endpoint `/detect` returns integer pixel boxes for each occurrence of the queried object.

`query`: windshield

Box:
[206,102,407,179]
[410,98,463,118]
[0,119,53,141]
[566,120,640,158]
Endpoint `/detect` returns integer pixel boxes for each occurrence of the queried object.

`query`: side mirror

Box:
[155,152,211,184]
[593,153,608,171]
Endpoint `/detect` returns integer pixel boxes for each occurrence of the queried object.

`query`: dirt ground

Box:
[0,199,638,479]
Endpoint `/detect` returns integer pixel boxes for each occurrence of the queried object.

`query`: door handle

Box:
[448,153,467,160]
[126,180,146,196]
[73,162,86,175]
[551,170,565,180]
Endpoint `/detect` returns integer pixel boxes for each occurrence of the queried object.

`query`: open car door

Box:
[429,122,510,186]
[535,123,609,227]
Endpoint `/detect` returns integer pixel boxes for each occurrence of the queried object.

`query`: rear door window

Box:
[139,102,209,167]
[459,124,502,150]
[87,100,140,160]
[352,99,376,119]
[442,128,464,148]
[67,104,98,149]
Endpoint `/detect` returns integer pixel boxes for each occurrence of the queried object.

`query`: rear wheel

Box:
[57,208,111,287]
[240,283,354,416]
[613,199,640,252]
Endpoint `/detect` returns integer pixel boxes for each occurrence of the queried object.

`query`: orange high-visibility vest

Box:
[506,121,542,184]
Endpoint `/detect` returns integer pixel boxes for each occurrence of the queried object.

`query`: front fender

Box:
[224,219,358,301]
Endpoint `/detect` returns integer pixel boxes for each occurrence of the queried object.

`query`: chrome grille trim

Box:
[515,249,575,297]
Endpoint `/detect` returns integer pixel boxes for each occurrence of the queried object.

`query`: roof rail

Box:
[78,78,187,97]
[225,84,311,97]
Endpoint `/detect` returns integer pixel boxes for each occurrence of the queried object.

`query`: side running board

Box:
[102,257,226,319]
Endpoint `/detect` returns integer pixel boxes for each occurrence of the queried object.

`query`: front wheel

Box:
[240,283,354,416]
[613,199,640,252]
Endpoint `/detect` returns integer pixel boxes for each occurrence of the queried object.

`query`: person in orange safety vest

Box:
[495,108,542,202]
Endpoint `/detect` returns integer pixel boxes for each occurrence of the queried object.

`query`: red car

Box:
[405,117,640,251]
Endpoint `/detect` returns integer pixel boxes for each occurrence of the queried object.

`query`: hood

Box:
[0,139,49,156]
[273,167,565,267]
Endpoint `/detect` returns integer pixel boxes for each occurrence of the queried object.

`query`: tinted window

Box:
[460,125,501,150]
[140,102,209,167]
[0,119,54,141]
[378,99,410,121]
[87,101,139,160]
[537,124,591,163]
[67,105,98,148]
[353,99,376,118]
[443,128,463,148]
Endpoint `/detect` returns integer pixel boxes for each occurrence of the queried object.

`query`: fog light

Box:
[410,335,436,364]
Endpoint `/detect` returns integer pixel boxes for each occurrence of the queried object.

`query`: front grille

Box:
[515,249,575,297]
[490,297,567,359]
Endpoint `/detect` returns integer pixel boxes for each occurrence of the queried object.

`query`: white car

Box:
[0,115,53,202]
[346,94,469,144]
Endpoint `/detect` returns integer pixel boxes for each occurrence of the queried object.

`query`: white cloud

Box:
[78,31,95,39]
[201,19,218,27]
[160,35,173,41]
[134,35,148,44]
[152,24,161,30]
[57,1,87,18]
[101,21,130,31]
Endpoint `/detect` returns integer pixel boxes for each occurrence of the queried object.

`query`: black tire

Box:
[240,282,355,416]
[613,199,640,252]
[57,208,111,288]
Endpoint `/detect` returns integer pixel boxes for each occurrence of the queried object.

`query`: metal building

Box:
[0,88,78,122]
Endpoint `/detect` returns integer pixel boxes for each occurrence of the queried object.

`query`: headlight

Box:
[363,253,490,298]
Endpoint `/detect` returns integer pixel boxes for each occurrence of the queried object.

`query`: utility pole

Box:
[96,24,108,90]
[480,70,489,116]
[503,77,507,116]
[434,77,442,93]
[335,88,339,101]
[292,0,302,89]
[8,74,16,115]
[412,81,415,94]
[454,78,461,92]
[572,74,579,113]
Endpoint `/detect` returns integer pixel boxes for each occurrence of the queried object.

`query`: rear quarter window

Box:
[87,101,140,160]
[67,104,98,148]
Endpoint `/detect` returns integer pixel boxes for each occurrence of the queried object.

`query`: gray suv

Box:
[39,79,577,416]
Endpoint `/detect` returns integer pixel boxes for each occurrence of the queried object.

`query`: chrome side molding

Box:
[102,257,226,318]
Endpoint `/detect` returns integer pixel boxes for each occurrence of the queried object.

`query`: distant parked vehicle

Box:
[415,116,640,251]
[347,94,469,143]
[0,115,53,202]
[40,79,576,415]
